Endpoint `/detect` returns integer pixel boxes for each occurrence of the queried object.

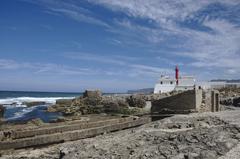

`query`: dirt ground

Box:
[2,108,240,159]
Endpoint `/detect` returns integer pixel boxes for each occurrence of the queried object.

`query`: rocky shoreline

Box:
[46,90,173,119]
[3,109,240,159]
[1,88,240,159]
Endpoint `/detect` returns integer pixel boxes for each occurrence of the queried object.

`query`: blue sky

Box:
[0,0,240,92]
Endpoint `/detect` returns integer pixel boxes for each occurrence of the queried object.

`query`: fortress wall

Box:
[151,89,203,113]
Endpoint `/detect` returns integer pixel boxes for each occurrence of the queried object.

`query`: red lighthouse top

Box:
[175,65,179,85]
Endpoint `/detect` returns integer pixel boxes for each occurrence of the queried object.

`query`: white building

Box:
[154,66,196,94]
[209,81,226,89]
[154,76,176,93]
[209,81,240,89]
[175,76,196,91]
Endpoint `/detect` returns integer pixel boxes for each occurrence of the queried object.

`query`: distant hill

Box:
[127,88,154,94]
[211,79,240,83]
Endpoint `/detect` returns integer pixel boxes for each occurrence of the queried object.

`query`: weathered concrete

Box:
[203,90,222,112]
[11,117,136,139]
[0,117,150,150]
[151,89,222,114]
[211,90,220,112]
[151,89,202,113]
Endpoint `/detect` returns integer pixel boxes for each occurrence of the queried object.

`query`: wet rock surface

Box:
[23,101,46,107]
[0,105,5,118]
[4,111,240,159]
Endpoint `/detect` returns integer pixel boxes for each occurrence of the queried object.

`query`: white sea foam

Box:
[0,97,75,106]
[6,106,39,120]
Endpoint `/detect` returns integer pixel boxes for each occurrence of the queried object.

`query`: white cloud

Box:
[0,59,20,69]
[0,57,173,79]
[66,52,173,78]
[49,8,109,27]
[66,52,127,65]
[25,0,109,27]
[89,0,240,77]
[183,19,240,70]
[23,0,240,79]
[0,59,97,75]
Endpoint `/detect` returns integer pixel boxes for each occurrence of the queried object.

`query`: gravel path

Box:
[2,109,240,159]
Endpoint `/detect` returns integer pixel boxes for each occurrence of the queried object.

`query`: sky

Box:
[0,0,240,92]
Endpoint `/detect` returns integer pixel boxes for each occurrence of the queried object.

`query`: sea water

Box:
[0,91,81,123]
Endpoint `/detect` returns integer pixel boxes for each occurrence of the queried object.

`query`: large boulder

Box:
[0,105,5,118]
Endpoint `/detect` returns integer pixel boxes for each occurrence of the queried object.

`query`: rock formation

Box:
[126,95,146,108]
[220,96,240,107]
[0,105,4,118]
[48,90,147,116]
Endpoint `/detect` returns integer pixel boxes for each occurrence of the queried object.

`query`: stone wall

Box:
[151,89,203,113]
[83,90,102,98]
[0,117,150,150]
[211,90,221,112]
[200,90,222,112]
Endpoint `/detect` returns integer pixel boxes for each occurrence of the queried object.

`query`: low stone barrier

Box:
[0,117,150,150]
[11,117,136,139]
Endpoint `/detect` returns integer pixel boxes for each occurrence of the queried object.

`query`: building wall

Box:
[154,83,175,93]
[175,86,195,91]
[178,77,195,86]
[154,76,195,94]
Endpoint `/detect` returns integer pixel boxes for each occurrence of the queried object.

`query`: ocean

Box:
[0,91,82,123]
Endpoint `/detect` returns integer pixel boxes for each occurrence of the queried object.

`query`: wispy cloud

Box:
[0,59,97,75]
[49,8,109,27]
[88,0,240,77]
[65,52,173,78]
[24,0,109,27]
[66,52,127,65]
[21,0,240,79]
[0,59,20,69]
[0,57,172,79]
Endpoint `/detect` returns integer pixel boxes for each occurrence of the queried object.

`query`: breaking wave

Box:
[0,96,75,107]
[5,105,62,122]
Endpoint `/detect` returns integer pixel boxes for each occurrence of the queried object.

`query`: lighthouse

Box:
[153,66,196,94]
[175,65,179,85]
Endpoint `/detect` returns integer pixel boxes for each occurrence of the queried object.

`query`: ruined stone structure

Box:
[151,89,221,114]
[83,90,102,98]
[202,90,221,112]
[0,116,150,150]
